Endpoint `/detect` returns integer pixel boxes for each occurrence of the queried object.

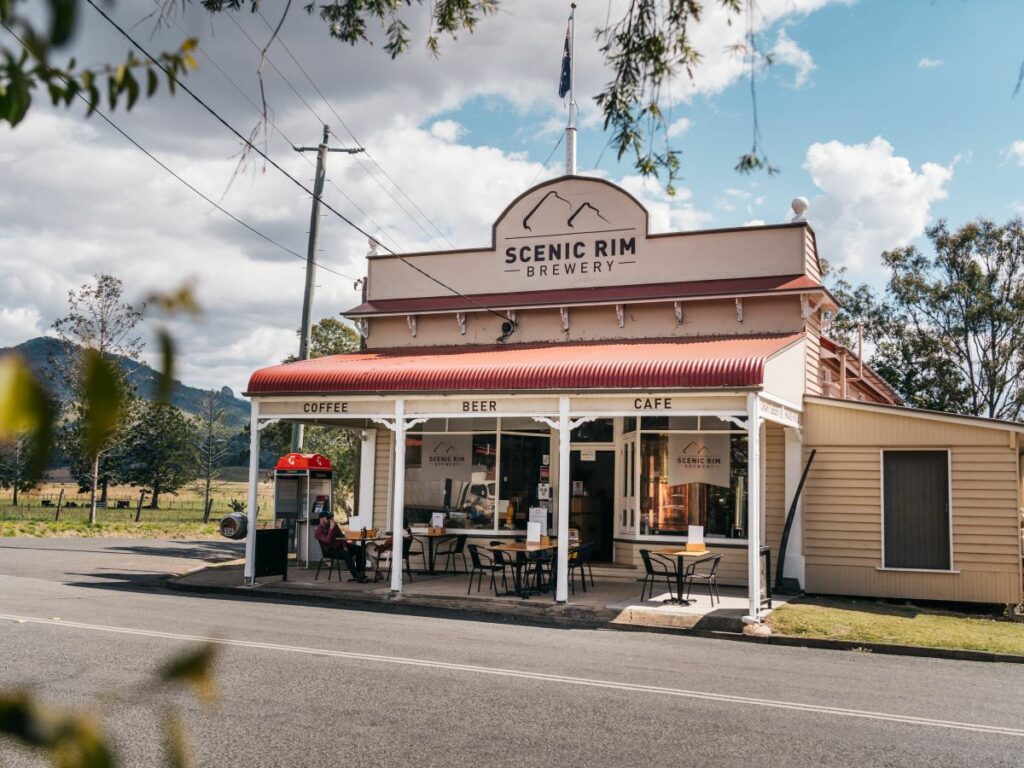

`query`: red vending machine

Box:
[274,453,333,567]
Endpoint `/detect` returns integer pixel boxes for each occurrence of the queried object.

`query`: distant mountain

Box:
[3,337,250,429]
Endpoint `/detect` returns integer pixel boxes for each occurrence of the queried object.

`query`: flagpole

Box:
[565,3,577,175]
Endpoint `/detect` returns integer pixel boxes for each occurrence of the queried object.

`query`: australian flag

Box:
[558,22,571,98]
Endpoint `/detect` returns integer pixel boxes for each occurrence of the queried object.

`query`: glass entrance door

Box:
[569,448,615,561]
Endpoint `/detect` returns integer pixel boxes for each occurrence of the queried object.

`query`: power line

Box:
[256,8,457,250]
[158,4,406,253]
[84,0,516,327]
[228,10,445,250]
[0,22,358,284]
[531,132,565,186]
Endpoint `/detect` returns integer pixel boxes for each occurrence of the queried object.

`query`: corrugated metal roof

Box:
[346,275,826,317]
[246,334,803,396]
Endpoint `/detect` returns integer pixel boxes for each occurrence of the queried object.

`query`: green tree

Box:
[120,400,199,508]
[828,218,1024,420]
[52,275,143,524]
[190,389,234,521]
[0,436,39,505]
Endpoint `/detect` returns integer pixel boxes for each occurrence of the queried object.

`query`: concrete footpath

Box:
[167,560,771,633]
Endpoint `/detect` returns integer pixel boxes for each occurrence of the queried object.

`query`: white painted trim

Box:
[879,448,953,572]
[243,400,260,583]
[745,392,763,623]
[556,396,571,603]
[390,399,407,593]
[781,427,805,587]
[350,429,376,529]
[875,567,961,574]
[346,287,831,318]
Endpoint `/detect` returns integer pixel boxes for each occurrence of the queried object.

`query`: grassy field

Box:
[770,597,1024,656]
[1,478,274,531]
[0,520,223,539]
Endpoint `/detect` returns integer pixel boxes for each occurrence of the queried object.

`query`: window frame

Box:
[878,448,955,573]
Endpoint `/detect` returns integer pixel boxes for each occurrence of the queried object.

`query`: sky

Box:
[2,0,1023,396]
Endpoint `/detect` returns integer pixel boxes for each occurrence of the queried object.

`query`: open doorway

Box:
[569,449,615,561]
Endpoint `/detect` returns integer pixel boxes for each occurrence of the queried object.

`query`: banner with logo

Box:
[667,434,731,488]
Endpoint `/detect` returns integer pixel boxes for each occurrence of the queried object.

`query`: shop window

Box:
[500,417,548,433]
[623,417,637,434]
[408,419,447,433]
[499,433,550,530]
[882,451,951,570]
[571,418,614,443]
[639,433,748,538]
[641,416,699,430]
[404,433,497,530]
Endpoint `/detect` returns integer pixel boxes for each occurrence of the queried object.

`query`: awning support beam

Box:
[243,400,261,584]
[744,392,763,624]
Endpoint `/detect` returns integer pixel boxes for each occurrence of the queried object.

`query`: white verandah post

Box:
[745,392,763,622]
[555,396,571,603]
[244,399,261,584]
[390,399,407,593]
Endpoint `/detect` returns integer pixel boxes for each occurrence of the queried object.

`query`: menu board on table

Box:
[526,521,542,543]
[529,507,547,530]
[431,512,446,529]
[687,524,705,551]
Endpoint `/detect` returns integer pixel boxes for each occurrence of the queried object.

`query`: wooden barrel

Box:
[219,513,248,540]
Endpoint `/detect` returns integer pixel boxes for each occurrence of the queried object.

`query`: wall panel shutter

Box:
[883,451,950,570]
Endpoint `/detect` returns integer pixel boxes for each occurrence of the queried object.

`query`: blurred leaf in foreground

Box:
[0,353,54,481]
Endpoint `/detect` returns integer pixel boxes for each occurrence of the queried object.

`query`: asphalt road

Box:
[0,538,1022,767]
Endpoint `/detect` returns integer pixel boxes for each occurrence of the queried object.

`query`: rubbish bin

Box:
[219,513,248,540]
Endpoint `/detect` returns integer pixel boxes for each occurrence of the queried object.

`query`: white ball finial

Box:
[791,196,809,223]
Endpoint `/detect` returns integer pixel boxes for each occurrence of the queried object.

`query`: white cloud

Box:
[743,219,767,227]
[803,137,953,268]
[917,58,943,69]
[1004,140,1024,167]
[667,117,693,138]
[429,120,467,143]
[771,29,816,88]
[0,110,548,393]
[616,175,713,233]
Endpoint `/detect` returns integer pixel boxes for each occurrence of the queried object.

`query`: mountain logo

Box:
[676,440,722,467]
[522,192,612,234]
[429,441,466,465]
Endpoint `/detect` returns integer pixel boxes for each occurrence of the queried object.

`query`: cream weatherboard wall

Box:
[802,399,1023,604]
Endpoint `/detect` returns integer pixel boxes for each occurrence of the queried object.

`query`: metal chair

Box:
[314,539,344,582]
[466,544,507,594]
[435,534,469,574]
[567,542,595,594]
[684,553,724,606]
[638,549,679,602]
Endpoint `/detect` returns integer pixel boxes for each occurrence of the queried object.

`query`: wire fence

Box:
[0,489,274,524]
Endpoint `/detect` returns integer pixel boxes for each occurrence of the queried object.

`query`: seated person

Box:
[314,511,368,583]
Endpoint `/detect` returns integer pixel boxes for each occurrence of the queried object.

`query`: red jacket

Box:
[314,522,347,552]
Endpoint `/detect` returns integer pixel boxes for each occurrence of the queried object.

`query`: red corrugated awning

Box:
[246,334,802,396]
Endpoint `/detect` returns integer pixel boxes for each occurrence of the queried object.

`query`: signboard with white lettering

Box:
[758,399,802,428]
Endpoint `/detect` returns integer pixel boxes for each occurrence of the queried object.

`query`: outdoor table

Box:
[342,532,387,576]
[414,530,458,575]
[652,547,711,605]
[489,541,558,599]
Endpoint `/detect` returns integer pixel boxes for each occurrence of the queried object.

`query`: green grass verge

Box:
[0,520,221,540]
[770,597,1024,656]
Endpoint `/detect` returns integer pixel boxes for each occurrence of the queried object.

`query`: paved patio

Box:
[171,558,788,632]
